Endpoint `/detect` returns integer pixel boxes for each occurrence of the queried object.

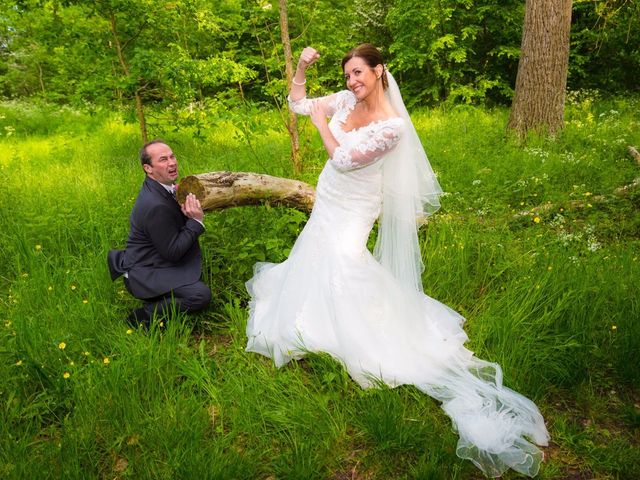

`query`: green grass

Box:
[0,97,639,479]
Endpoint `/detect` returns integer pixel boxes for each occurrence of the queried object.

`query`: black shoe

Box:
[125,307,150,330]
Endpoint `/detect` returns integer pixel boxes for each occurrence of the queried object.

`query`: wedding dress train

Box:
[245,90,549,477]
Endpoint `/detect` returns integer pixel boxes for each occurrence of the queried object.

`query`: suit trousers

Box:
[125,278,211,321]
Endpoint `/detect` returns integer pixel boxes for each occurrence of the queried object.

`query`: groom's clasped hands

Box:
[180,192,204,223]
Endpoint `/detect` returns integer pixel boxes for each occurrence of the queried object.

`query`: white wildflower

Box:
[587,236,601,252]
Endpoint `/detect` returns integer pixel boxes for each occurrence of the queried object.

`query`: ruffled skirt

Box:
[246,213,548,477]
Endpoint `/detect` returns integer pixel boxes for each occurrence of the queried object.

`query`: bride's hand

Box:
[309,100,328,129]
[298,47,320,70]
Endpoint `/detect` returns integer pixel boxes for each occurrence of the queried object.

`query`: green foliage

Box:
[1,0,637,119]
[0,0,257,119]
[0,97,639,478]
[386,0,524,106]
[570,0,640,93]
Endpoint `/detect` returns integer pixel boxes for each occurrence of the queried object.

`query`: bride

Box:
[245,44,549,477]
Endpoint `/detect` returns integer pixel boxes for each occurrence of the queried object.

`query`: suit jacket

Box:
[108,176,205,299]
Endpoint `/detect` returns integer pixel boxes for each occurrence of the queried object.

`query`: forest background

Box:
[2,0,639,131]
[1,0,639,479]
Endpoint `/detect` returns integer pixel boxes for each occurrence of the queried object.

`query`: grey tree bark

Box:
[507,0,573,138]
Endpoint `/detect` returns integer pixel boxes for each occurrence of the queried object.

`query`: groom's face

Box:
[143,142,179,186]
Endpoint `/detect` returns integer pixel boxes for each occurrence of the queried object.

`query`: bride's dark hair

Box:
[341,43,388,90]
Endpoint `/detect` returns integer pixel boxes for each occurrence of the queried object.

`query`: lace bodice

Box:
[288,91,404,171]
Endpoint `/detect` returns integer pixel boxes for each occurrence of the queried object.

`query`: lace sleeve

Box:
[288,90,353,117]
[331,118,404,171]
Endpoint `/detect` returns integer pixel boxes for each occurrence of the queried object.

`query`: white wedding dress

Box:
[246,90,549,477]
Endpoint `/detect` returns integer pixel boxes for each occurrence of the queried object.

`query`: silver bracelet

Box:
[292,77,306,86]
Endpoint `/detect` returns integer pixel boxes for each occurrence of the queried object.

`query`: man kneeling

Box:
[108,140,211,327]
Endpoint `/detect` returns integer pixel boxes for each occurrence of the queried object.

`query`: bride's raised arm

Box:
[290,46,319,101]
[288,91,346,117]
[288,46,343,117]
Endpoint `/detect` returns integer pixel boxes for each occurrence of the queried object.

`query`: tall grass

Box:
[0,97,639,479]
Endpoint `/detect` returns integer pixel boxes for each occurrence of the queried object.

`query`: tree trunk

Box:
[109,12,148,142]
[278,0,302,175]
[133,92,148,143]
[176,172,315,213]
[507,0,572,138]
[37,63,45,94]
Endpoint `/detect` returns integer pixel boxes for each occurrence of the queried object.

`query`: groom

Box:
[107,139,211,327]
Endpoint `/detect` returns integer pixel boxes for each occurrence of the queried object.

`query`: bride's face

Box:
[343,57,382,100]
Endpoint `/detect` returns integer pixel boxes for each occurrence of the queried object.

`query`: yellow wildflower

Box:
[611,325,617,331]
[70,284,77,290]
[103,357,110,365]
[83,351,90,356]
[63,372,70,379]
[15,360,22,366]
[126,329,133,335]
[35,244,42,251]
[533,217,541,224]
[47,286,53,291]
[58,342,66,350]
[82,299,88,304]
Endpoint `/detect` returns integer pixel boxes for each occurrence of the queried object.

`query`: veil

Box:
[373,71,443,293]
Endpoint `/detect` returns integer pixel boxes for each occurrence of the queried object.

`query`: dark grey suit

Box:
[108,176,211,322]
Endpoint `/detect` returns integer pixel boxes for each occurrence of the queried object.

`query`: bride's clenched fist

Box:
[298,47,320,70]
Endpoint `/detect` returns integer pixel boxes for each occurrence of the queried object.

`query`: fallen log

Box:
[513,180,639,218]
[512,146,640,219]
[614,176,640,196]
[628,146,640,166]
[176,171,316,213]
